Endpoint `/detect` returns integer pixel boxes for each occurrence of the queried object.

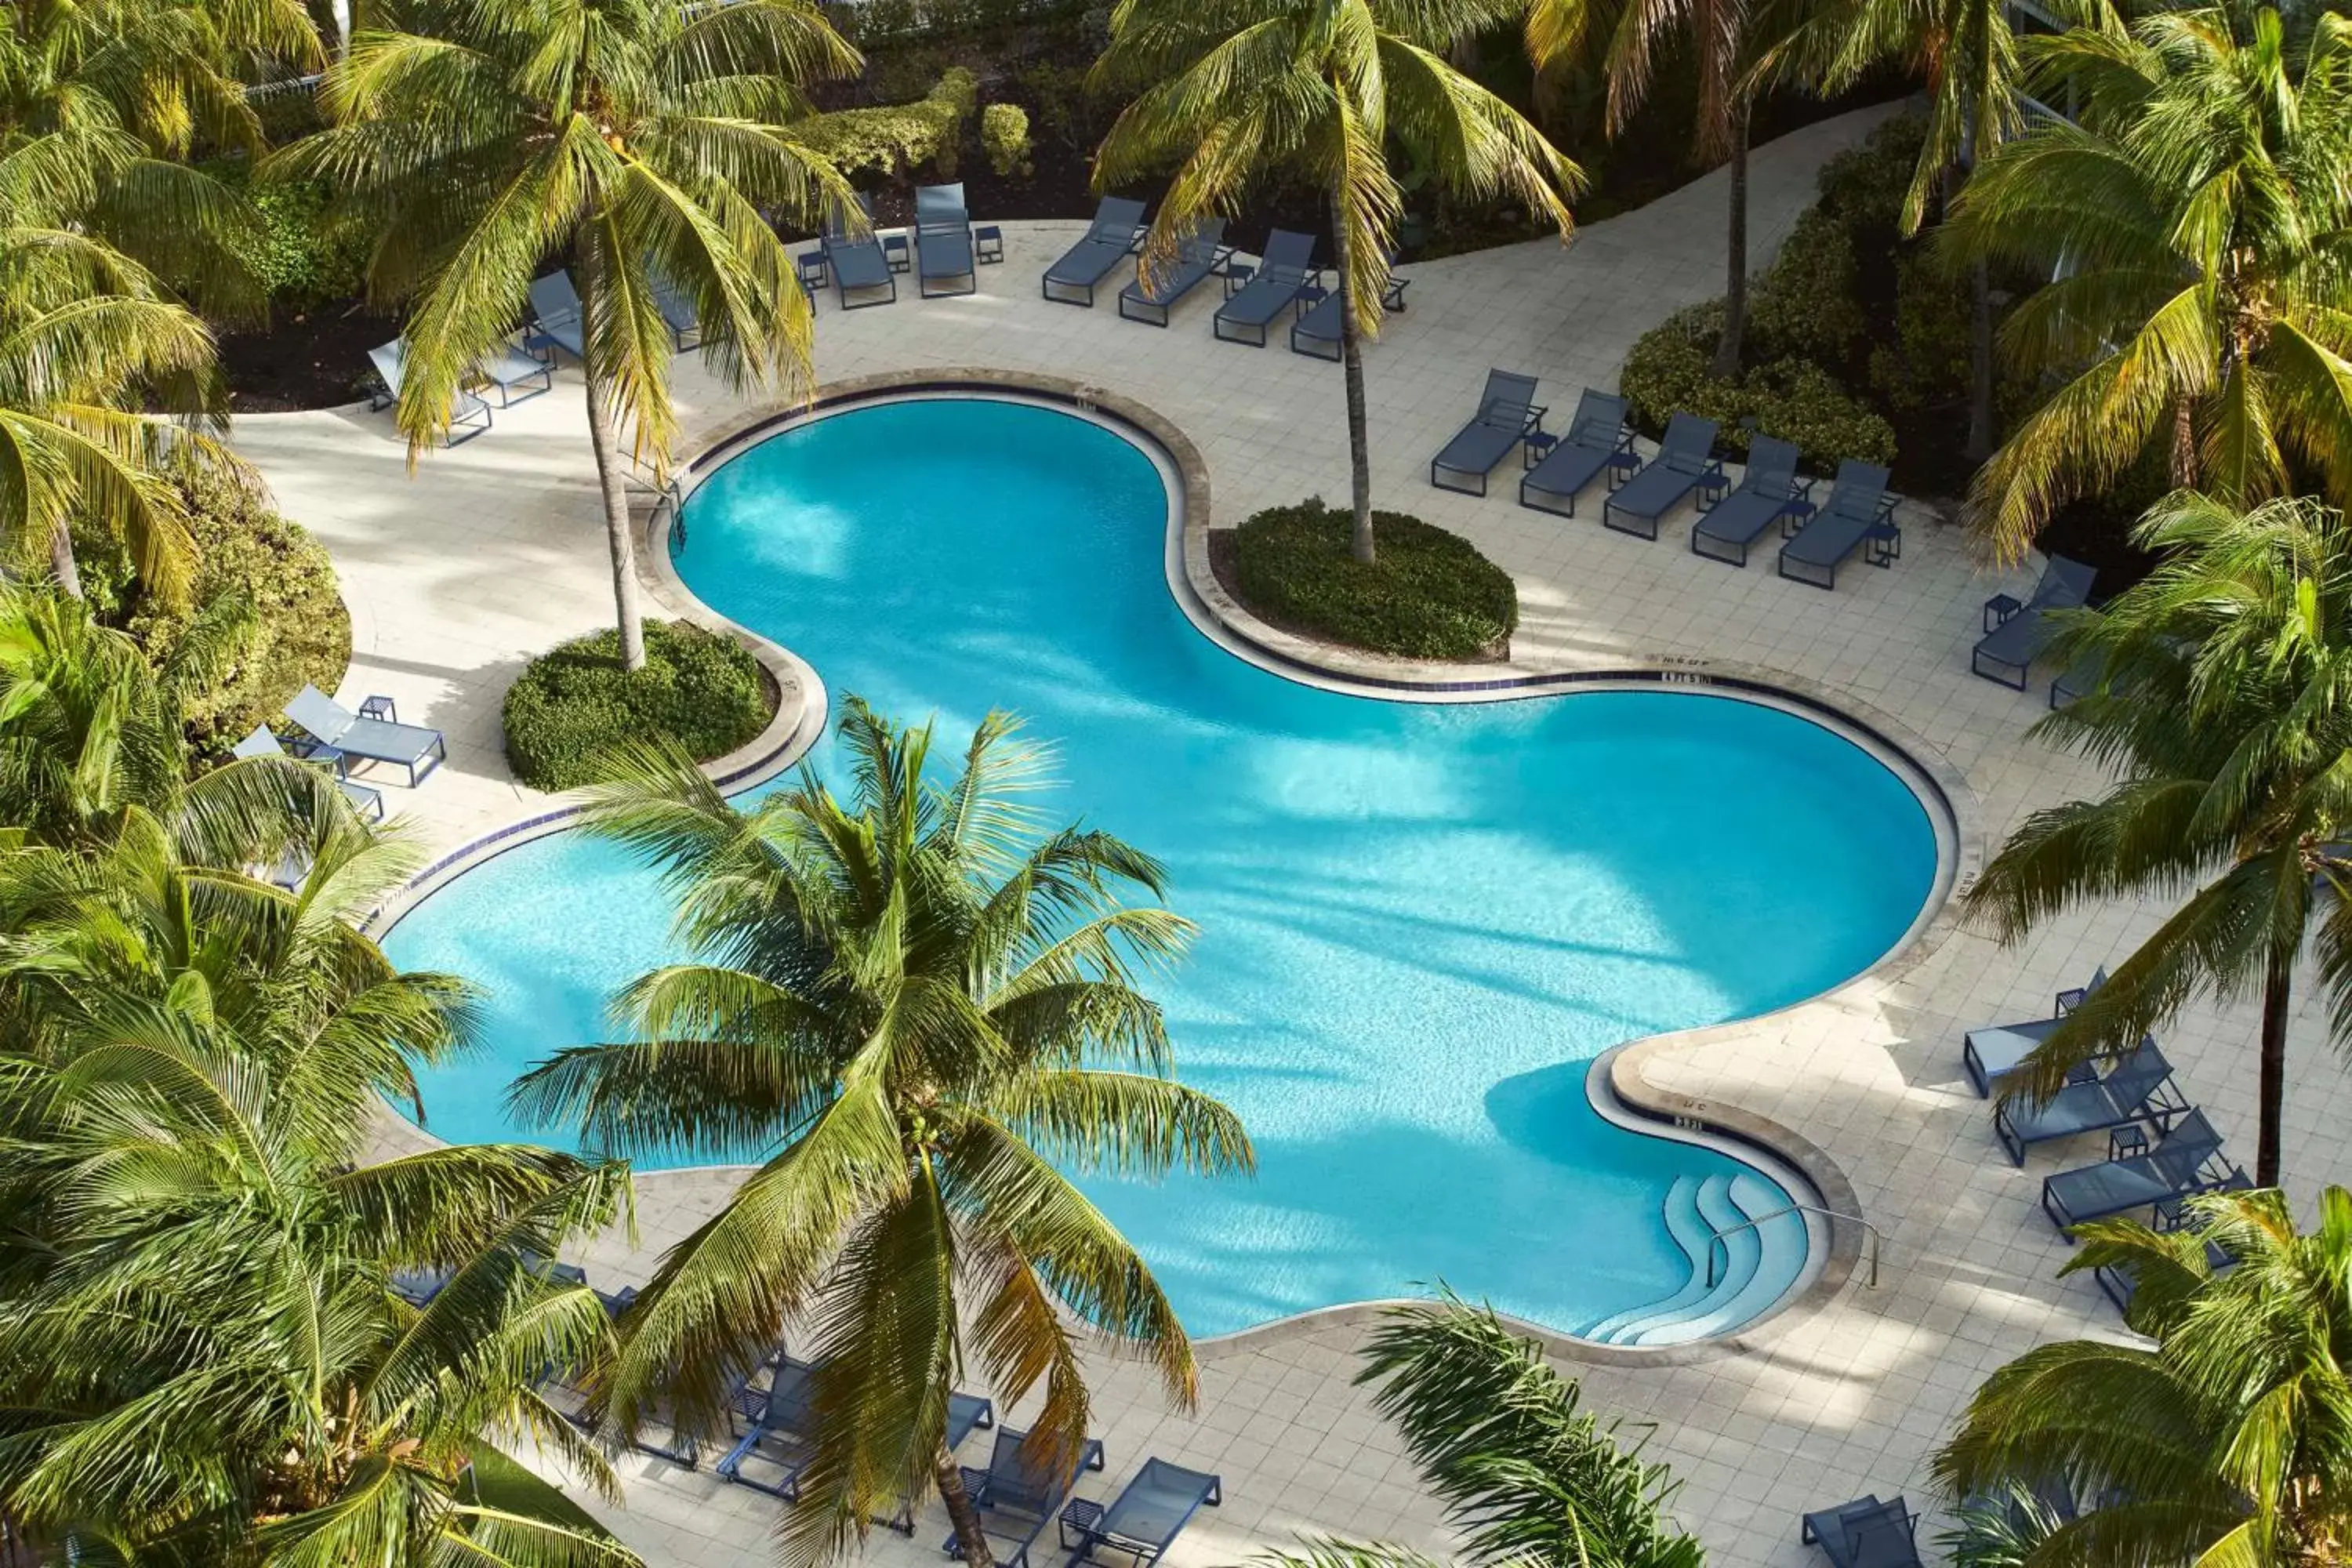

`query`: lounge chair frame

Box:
[823,198,899,310]
[1690,436,1809,565]
[1802,1496,1922,1568]
[1777,463,1901,589]
[1962,969,2104,1096]
[1213,230,1318,347]
[944,1428,1108,1568]
[284,684,447,787]
[1117,222,1230,326]
[366,343,493,447]
[2042,1109,2229,1232]
[916,183,978,299]
[1600,414,1724,539]
[1973,554,2099,690]
[1044,198,1149,307]
[1288,274,1410,361]
[1057,1459,1223,1568]
[1431,370,1547,495]
[1516,390,1635,517]
[1993,1040,2187,1165]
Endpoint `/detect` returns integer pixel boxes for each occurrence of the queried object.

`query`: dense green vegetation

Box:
[509,701,1252,1568]
[503,620,771,792]
[1232,501,1519,659]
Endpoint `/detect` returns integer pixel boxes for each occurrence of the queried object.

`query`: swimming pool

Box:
[383,394,1941,1343]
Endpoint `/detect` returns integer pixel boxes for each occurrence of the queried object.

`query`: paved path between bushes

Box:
[237,101,2352,1568]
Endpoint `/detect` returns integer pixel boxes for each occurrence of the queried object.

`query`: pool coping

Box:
[371,368,1980,1368]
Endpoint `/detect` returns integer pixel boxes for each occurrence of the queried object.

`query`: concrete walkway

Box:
[234,103,2352,1568]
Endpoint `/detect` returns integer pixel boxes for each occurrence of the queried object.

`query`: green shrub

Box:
[1748,207,1864,368]
[1012,60,1114,156]
[790,67,978,180]
[503,620,771,792]
[197,160,372,309]
[78,465,354,759]
[1621,303,1897,470]
[1231,500,1517,660]
[1817,113,1928,231]
[982,103,1033,178]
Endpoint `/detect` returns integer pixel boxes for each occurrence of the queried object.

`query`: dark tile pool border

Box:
[373,368,1977,1368]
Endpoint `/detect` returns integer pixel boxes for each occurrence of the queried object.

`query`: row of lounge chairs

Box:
[800,185,1007,308]
[1430,371,1904,589]
[1045,200,1408,358]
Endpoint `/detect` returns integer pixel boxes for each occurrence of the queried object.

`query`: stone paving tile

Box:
[240,102,2352,1568]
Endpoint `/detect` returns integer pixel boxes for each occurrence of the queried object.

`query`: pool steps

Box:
[1583,1172,1810,1345]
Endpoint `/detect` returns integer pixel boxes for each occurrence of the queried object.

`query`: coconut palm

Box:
[506,699,1254,1568]
[1966,491,2352,1187]
[0,1004,642,1568]
[0,583,343,857]
[1943,5,2352,563]
[0,0,317,317]
[1937,1184,2352,1568]
[0,227,236,601]
[1526,0,1777,377]
[284,0,862,670]
[1246,1292,1704,1568]
[1762,0,2027,460]
[1092,0,1579,564]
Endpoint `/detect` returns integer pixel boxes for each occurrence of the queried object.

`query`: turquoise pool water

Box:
[383,396,1939,1338]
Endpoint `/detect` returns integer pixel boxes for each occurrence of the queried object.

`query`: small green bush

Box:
[77,466,353,759]
[1621,303,1897,470]
[503,620,771,792]
[1817,114,1928,232]
[198,160,372,309]
[981,103,1033,179]
[790,67,978,180]
[1747,207,1864,368]
[1232,500,1517,661]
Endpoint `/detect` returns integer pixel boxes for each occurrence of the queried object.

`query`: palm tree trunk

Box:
[47,521,83,600]
[573,235,648,673]
[2256,951,2290,1187]
[936,1444,994,1568]
[1330,186,1375,565]
[1711,103,1751,380]
[2170,397,2198,488]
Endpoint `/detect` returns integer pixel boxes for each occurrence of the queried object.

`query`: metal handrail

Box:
[1704,1203,1882,1290]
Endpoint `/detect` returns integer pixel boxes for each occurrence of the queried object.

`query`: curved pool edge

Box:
[372,369,1976,1360]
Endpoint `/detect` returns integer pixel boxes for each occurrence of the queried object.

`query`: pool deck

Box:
[234,101,2352,1568]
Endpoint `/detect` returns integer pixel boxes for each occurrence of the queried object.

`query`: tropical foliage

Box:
[1945,5,2352,563]
[1092,0,1579,564]
[1249,1293,1704,1568]
[284,0,862,669]
[503,618,771,791]
[507,699,1253,1568]
[1938,1185,2352,1568]
[1966,491,2352,1186]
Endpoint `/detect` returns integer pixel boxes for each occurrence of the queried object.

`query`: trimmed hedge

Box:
[1621,303,1898,470]
[981,103,1033,178]
[1232,501,1516,660]
[503,620,771,791]
[790,67,978,180]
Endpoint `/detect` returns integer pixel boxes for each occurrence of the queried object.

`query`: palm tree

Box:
[1526,0,1775,378]
[0,227,236,601]
[506,699,1254,1568]
[285,0,862,670]
[0,0,316,318]
[1092,0,1579,565]
[1938,1184,2352,1567]
[0,583,340,855]
[1943,5,2352,563]
[1966,491,2352,1187]
[0,1004,643,1567]
[1248,1291,1704,1568]
[1763,0,2026,461]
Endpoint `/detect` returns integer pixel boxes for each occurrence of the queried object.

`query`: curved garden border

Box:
[372,368,1977,1367]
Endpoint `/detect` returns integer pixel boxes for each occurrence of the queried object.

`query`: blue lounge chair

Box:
[475,339,555,406]
[231,723,386,823]
[1777,461,1900,588]
[1517,390,1632,517]
[916,183,977,298]
[1802,1496,1922,1568]
[283,685,446,788]
[1601,414,1723,539]
[1058,1459,1221,1568]
[365,343,492,445]
[1973,554,2098,690]
[1289,270,1409,361]
[652,277,702,350]
[1690,436,1810,565]
[390,1267,449,1306]
[944,1427,1107,1568]
[527,272,586,359]
[2042,1109,2230,1232]
[1044,197,1148,306]
[824,198,898,309]
[2094,1166,2251,1311]
[1431,369,1545,495]
[1117,220,1229,326]
[1962,967,2107,1095]
[1994,1037,2184,1165]
[1213,229,1317,346]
